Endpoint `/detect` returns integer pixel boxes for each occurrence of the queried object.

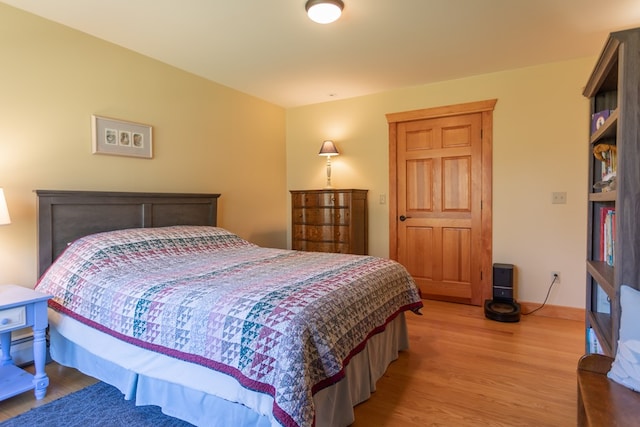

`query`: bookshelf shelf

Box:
[588,191,616,203]
[588,311,613,356]
[589,108,618,145]
[586,260,614,296]
[584,28,640,357]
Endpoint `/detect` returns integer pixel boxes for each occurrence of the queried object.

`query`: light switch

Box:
[552,192,567,204]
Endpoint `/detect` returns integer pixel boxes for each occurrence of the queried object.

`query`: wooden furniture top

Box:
[577,353,640,426]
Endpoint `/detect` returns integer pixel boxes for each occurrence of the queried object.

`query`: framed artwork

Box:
[92,115,153,159]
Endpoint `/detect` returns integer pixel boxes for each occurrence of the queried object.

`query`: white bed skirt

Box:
[48,309,409,427]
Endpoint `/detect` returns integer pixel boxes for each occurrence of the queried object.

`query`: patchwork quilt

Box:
[36,226,423,427]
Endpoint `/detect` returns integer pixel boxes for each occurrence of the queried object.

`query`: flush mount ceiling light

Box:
[305,0,344,24]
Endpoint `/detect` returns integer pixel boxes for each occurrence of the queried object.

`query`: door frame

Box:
[386,99,497,304]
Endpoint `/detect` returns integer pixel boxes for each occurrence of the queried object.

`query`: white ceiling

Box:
[3,0,640,108]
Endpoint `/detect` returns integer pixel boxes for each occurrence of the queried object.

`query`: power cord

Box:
[522,273,558,315]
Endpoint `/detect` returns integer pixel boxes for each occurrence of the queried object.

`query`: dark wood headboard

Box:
[36,190,221,277]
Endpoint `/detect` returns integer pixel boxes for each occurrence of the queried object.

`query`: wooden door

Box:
[387,100,496,305]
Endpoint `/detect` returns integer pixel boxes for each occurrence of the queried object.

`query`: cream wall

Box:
[0,4,288,287]
[0,3,597,309]
[286,57,594,309]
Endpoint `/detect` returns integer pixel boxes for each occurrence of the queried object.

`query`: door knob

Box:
[399,215,411,221]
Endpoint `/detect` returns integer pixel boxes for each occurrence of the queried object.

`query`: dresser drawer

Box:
[293,225,349,243]
[292,208,350,225]
[292,240,350,253]
[292,193,318,207]
[291,192,351,207]
[0,306,26,332]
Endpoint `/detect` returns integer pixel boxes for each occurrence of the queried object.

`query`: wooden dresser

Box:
[290,189,368,255]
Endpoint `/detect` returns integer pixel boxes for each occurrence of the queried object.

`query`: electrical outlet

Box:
[551,271,561,284]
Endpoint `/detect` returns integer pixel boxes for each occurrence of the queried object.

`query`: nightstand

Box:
[0,284,52,401]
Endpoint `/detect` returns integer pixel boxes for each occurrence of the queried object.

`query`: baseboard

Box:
[519,301,585,321]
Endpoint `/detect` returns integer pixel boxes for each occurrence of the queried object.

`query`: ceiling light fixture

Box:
[305,0,344,24]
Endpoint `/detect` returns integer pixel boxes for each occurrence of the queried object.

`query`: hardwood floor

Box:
[0,300,584,426]
[0,361,98,421]
[353,300,584,426]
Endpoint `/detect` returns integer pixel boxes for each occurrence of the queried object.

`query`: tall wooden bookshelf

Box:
[584,28,640,357]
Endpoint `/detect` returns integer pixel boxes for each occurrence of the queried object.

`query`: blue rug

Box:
[0,382,193,427]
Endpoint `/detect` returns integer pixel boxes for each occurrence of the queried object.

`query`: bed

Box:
[34,190,423,427]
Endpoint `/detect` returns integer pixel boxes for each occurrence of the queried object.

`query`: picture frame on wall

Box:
[91,114,153,159]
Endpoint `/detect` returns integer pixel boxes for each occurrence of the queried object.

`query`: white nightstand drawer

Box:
[0,306,26,332]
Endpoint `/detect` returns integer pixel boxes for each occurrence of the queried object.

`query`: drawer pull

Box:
[1,318,9,325]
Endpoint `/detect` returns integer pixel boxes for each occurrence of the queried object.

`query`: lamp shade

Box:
[318,140,339,156]
[0,188,11,225]
[306,0,344,24]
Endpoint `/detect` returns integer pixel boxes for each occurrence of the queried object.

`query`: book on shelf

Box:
[600,151,617,179]
[591,110,613,134]
[599,206,616,266]
[592,143,617,192]
[588,327,604,354]
[596,285,611,314]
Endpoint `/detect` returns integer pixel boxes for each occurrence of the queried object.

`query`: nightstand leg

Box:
[32,328,49,399]
[0,331,12,366]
